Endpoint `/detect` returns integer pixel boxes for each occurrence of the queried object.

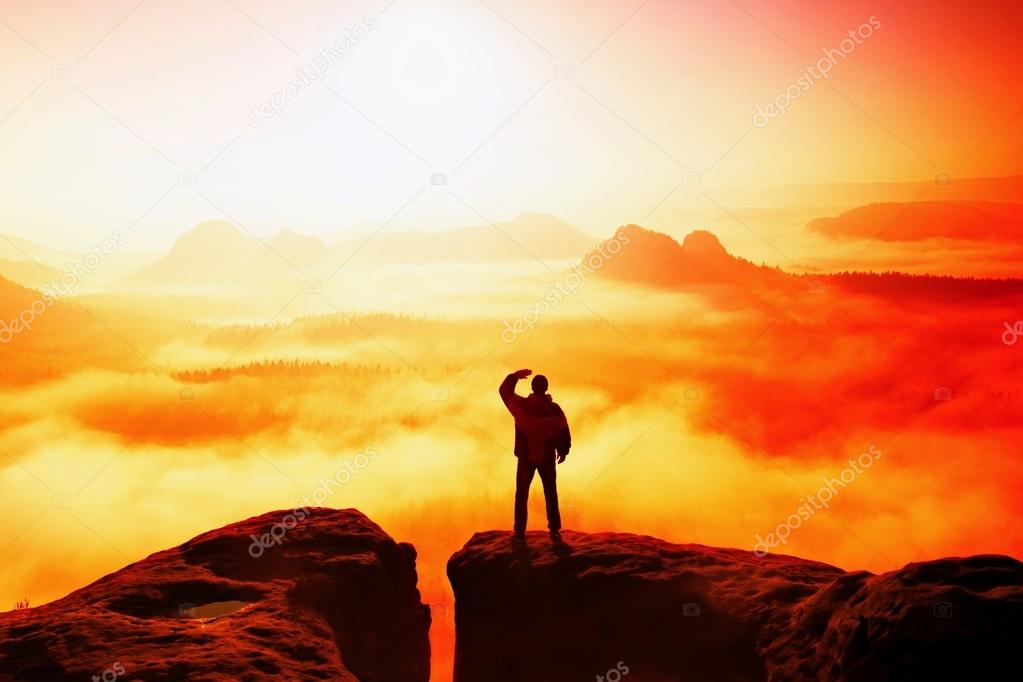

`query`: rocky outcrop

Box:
[0,508,430,681]
[447,530,1023,682]
[586,225,789,289]
[764,554,1023,680]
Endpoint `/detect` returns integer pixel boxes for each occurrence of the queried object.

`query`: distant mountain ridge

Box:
[333,213,596,265]
[0,274,44,315]
[127,214,598,287]
[809,200,1023,243]
[587,225,788,288]
[586,225,1023,299]
[725,173,1023,209]
[0,275,100,357]
[0,259,64,289]
[128,221,296,286]
[0,233,79,266]
[0,234,80,289]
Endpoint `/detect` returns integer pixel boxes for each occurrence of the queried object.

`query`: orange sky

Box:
[1,0,1022,250]
[3,5,1023,679]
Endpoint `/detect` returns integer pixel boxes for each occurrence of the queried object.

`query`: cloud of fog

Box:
[1,270,1020,646]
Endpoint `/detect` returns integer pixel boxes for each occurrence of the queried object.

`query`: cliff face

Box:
[447,530,1023,682]
[0,508,430,681]
[5,515,1019,682]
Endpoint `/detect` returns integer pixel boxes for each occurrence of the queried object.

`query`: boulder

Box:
[447,530,1022,681]
[0,508,430,681]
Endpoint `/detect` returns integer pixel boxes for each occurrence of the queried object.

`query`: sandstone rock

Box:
[447,530,1022,681]
[0,508,430,681]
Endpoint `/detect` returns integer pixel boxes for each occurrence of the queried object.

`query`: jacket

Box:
[499,373,572,463]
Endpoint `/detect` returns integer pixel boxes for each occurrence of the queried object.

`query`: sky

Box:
[1,0,1022,251]
[2,6,1023,675]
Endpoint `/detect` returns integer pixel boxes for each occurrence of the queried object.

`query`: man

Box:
[499,368,571,542]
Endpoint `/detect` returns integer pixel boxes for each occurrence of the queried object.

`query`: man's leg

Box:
[514,458,536,535]
[537,457,561,533]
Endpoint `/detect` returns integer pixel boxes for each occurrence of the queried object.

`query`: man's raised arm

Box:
[499,368,531,418]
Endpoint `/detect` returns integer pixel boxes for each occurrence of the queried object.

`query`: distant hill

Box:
[0,275,46,317]
[587,225,787,288]
[587,225,1023,300]
[0,276,187,386]
[0,275,102,330]
[0,259,64,289]
[128,221,308,287]
[0,233,79,268]
[727,174,1023,209]
[0,276,98,365]
[1,233,157,290]
[271,229,330,266]
[332,213,597,265]
[808,201,1023,243]
[126,215,597,288]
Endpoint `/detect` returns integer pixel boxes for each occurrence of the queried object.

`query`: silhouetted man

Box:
[499,369,571,541]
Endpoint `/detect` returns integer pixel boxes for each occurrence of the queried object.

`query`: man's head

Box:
[531,374,549,394]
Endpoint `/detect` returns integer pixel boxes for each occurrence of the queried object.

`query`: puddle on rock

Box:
[178,600,250,620]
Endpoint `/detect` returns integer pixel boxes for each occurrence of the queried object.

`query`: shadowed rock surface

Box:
[0,508,430,681]
[447,530,1023,682]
